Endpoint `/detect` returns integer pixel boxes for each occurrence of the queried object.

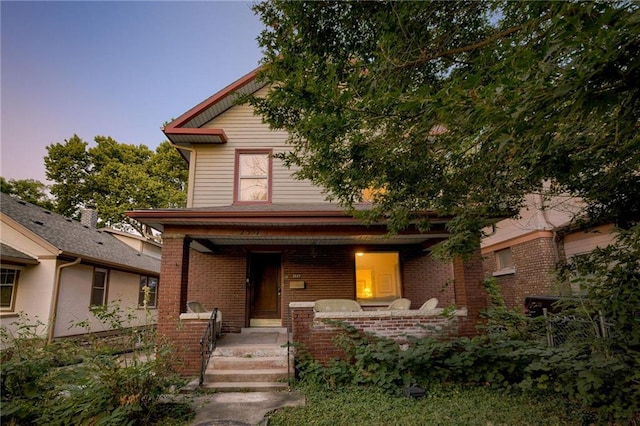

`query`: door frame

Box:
[246,251,282,326]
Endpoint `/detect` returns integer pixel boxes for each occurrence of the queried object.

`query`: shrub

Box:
[0,305,189,425]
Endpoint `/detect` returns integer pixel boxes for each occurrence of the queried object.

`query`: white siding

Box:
[191,87,329,207]
[55,265,156,337]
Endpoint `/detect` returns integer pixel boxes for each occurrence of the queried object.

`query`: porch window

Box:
[1,268,19,311]
[90,268,108,306]
[138,276,158,308]
[235,150,272,203]
[355,252,401,303]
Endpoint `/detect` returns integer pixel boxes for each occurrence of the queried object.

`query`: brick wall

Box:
[188,247,247,333]
[453,248,487,336]
[483,237,557,311]
[403,249,455,308]
[290,304,462,364]
[157,236,203,376]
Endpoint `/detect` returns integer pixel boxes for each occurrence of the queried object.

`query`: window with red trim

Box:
[235,150,272,203]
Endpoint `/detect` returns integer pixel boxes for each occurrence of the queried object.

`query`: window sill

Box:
[493,267,516,277]
[0,312,19,318]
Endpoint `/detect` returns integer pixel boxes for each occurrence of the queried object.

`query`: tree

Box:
[250,3,640,420]
[0,177,54,210]
[250,1,639,258]
[45,136,188,236]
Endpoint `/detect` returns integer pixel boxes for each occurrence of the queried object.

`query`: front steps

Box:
[202,327,293,392]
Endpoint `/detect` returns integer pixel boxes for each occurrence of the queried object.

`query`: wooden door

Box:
[248,253,281,319]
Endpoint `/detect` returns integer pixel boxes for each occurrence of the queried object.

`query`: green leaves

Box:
[252,1,640,256]
[44,136,187,235]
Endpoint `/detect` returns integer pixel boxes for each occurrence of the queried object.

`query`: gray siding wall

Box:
[190,87,329,208]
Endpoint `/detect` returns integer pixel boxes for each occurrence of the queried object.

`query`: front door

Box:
[248,253,281,322]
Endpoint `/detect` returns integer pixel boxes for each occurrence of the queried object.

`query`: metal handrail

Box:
[199,308,218,386]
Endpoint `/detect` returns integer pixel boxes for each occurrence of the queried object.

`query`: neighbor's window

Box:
[496,248,514,271]
[235,150,272,203]
[1,268,19,311]
[355,252,401,303]
[138,276,158,308]
[90,268,108,306]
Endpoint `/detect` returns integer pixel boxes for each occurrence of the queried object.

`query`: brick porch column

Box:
[453,247,487,336]
[158,234,201,375]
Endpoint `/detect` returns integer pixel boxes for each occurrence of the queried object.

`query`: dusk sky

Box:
[1,1,264,183]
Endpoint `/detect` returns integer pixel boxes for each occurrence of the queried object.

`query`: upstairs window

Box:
[235,150,272,203]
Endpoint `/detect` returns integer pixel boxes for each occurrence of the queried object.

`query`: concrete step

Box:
[201,381,289,392]
[241,327,287,334]
[213,345,290,358]
[211,355,292,370]
[206,368,289,383]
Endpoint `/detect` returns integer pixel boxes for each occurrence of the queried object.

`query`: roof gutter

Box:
[47,256,81,344]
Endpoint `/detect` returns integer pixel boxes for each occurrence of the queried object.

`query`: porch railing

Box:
[199,308,219,386]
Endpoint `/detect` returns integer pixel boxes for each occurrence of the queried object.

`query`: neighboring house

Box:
[0,193,161,343]
[481,192,617,308]
[128,67,488,374]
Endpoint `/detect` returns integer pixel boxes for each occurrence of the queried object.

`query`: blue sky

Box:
[1,1,264,183]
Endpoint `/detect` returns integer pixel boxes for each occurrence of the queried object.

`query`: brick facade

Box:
[158,236,487,376]
[483,236,558,310]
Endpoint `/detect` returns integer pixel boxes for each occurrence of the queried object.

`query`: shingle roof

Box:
[0,242,39,264]
[1,193,159,274]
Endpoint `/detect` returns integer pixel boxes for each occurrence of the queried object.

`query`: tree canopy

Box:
[0,177,54,210]
[250,1,640,257]
[44,135,188,236]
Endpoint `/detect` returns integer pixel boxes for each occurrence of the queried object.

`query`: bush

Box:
[0,306,190,425]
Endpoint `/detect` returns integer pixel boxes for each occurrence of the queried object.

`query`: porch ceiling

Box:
[128,204,452,252]
[190,233,449,252]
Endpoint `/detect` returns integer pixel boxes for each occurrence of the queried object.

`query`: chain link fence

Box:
[542,309,610,346]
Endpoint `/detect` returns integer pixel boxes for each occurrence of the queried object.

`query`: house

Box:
[128,67,488,375]
[481,192,617,308]
[0,192,161,344]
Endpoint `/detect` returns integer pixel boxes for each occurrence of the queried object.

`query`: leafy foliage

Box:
[0,305,191,426]
[44,135,188,236]
[251,1,640,257]
[0,176,54,210]
[294,279,639,424]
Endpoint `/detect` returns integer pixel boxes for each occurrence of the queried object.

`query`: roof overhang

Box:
[162,66,267,161]
[128,205,451,252]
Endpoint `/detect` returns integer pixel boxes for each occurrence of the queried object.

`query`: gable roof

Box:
[1,242,39,265]
[163,65,266,149]
[1,193,160,274]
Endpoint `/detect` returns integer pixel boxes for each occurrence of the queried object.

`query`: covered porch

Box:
[128,205,487,376]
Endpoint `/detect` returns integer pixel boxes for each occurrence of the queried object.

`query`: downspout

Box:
[47,256,82,344]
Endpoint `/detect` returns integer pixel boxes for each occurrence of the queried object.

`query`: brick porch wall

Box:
[290,303,465,364]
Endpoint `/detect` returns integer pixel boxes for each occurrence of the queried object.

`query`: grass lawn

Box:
[267,384,588,426]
